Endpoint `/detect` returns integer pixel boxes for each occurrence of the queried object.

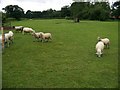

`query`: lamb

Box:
[40,32,52,42]
[0,32,12,47]
[97,37,110,48]
[95,41,104,57]
[31,32,44,41]
[4,31,14,47]
[8,31,14,43]
[13,26,24,32]
[22,27,35,35]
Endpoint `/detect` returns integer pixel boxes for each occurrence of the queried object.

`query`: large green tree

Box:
[89,2,110,21]
[70,2,92,22]
[4,5,24,20]
[111,1,120,19]
[70,1,110,21]
[61,5,71,17]
[26,10,33,19]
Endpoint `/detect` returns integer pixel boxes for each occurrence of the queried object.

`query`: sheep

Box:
[31,32,44,42]
[97,37,110,48]
[1,31,14,47]
[40,32,52,42]
[95,41,104,57]
[8,31,14,43]
[13,26,24,32]
[22,27,35,35]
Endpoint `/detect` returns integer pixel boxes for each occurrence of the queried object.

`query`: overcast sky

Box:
[0,0,118,12]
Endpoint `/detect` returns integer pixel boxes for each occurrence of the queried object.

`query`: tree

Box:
[70,1,110,21]
[4,5,24,20]
[26,10,33,19]
[111,1,120,19]
[92,2,110,21]
[70,2,89,22]
[61,5,71,17]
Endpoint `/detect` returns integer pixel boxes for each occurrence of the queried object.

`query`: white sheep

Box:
[31,32,44,41]
[0,31,14,47]
[40,33,52,42]
[22,27,35,35]
[5,31,13,47]
[95,41,104,57]
[8,31,14,43]
[13,26,24,32]
[97,37,110,48]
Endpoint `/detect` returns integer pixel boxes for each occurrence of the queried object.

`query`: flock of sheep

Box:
[0,26,110,58]
[0,26,52,49]
[14,26,52,42]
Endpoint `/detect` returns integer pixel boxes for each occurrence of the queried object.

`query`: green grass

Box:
[2,19,118,88]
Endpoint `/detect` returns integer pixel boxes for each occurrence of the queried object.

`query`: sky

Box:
[0,0,118,12]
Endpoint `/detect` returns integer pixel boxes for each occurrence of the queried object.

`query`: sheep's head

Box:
[31,32,35,36]
[12,26,15,29]
[39,33,43,38]
[21,27,24,30]
[96,49,102,57]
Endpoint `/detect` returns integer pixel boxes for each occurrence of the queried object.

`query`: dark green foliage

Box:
[70,2,110,21]
[61,5,71,17]
[25,10,33,19]
[25,9,61,19]
[4,5,24,20]
[111,1,120,19]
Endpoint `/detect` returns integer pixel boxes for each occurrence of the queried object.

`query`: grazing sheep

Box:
[0,31,14,47]
[95,41,104,57]
[22,27,35,35]
[31,32,43,41]
[40,33,52,42]
[8,31,14,43]
[13,26,24,32]
[97,37,110,48]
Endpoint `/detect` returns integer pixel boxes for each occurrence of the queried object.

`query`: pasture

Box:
[2,19,118,88]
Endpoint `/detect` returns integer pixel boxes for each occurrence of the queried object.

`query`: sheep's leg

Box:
[10,37,14,44]
[37,38,39,42]
[38,38,42,42]
[42,39,45,43]
[107,43,110,49]
[33,38,36,42]
[39,38,42,42]
[46,39,48,42]
[22,31,24,35]
[20,29,22,33]
[7,41,10,47]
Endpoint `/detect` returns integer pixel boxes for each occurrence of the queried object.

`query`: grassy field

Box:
[2,19,118,88]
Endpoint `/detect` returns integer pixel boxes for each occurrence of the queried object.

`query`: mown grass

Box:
[2,19,118,88]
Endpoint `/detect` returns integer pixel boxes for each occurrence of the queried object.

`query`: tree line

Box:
[2,1,120,22]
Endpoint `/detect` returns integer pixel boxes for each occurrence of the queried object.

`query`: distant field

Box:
[2,19,118,88]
